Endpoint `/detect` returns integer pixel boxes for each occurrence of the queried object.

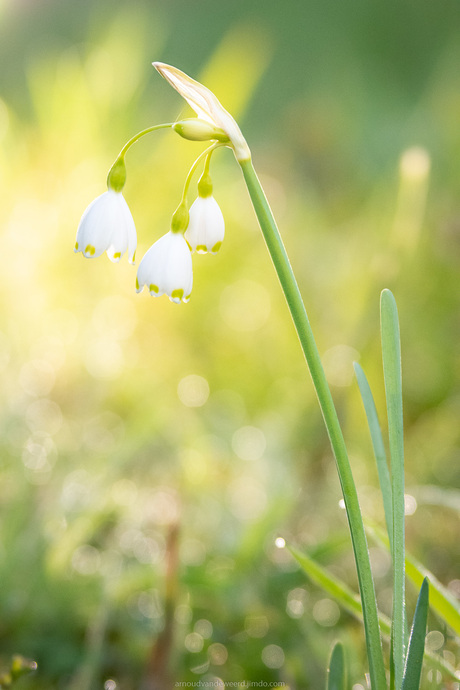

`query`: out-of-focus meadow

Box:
[0,0,459,687]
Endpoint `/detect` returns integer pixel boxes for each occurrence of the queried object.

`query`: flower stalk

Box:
[239,157,387,690]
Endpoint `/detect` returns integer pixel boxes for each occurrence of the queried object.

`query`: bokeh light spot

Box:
[312,598,340,627]
[404,493,417,516]
[261,644,285,669]
[208,642,228,666]
[194,619,213,638]
[287,588,309,619]
[231,425,266,461]
[184,632,204,653]
[425,630,444,652]
[178,374,210,407]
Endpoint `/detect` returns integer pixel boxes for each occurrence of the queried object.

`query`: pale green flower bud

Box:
[107,157,127,192]
[173,119,229,143]
[197,170,213,198]
[171,201,190,234]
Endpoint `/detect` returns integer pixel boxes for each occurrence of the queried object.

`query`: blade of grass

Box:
[290,545,458,682]
[290,545,369,622]
[367,522,460,636]
[353,361,393,550]
[381,288,406,688]
[401,578,429,690]
[327,642,346,690]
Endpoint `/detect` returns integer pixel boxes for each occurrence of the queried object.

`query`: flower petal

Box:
[136,231,193,303]
[76,192,114,258]
[75,190,137,263]
[153,62,250,162]
[185,196,225,254]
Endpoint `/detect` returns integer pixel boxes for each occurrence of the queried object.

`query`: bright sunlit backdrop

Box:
[0,1,459,688]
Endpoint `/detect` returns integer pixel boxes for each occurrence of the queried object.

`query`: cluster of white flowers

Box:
[75,61,249,304]
[75,182,225,304]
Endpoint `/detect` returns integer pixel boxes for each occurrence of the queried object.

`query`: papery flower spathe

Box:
[75,190,137,264]
[136,231,193,304]
[185,196,225,254]
[153,62,251,162]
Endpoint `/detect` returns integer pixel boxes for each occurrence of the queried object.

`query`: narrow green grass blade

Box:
[405,557,460,635]
[401,578,429,690]
[290,546,366,620]
[353,361,393,550]
[381,288,406,687]
[327,642,346,690]
[290,545,458,682]
[389,640,395,690]
[367,522,460,635]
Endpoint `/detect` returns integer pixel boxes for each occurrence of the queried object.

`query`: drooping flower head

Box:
[153,62,251,163]
[75,189,137,264]
[185,195,225,255]
[185,166,225,255]
[136,231,193,304]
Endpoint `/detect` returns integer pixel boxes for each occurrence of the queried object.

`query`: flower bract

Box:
[136,231,193,304]
[153,62,250,162]
[185,196,225,254]
[75,190,137,264]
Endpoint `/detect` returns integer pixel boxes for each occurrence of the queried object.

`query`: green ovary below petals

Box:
[171,289,184,300]
[211,241,222,253]
[149,284,160,294]
[85,244,96,256]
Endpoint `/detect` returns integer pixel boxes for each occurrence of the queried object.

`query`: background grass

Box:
[0,0,459,687]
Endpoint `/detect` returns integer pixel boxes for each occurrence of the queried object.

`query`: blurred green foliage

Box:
[0,0,459,688]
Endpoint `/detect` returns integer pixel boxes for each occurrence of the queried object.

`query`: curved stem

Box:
[239,157,387,690]
[180,143,222,203]
[118,123,174,158]
[203,149,213,176]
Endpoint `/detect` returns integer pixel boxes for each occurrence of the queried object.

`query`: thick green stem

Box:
[239,157,387,690]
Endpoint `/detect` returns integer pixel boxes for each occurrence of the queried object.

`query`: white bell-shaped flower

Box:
[75,190,137,264]
[185,196,225,254]
[136,231,193,304]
